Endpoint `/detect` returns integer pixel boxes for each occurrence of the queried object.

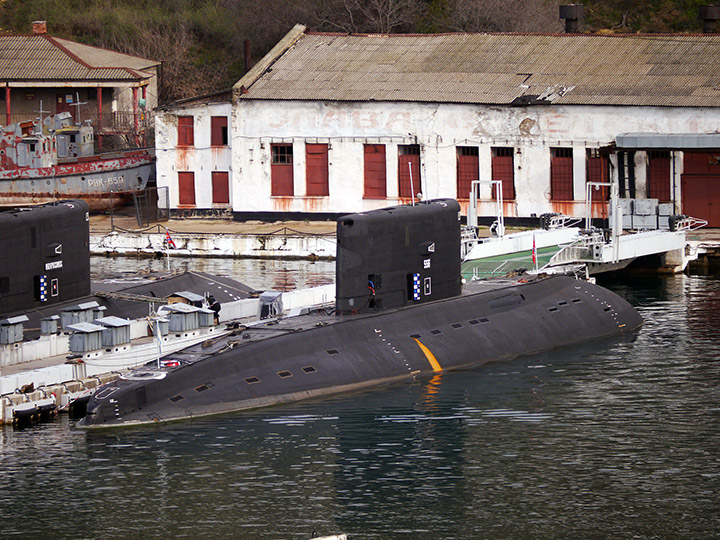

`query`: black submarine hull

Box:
[79,275,642,428]
[80,199,642,428]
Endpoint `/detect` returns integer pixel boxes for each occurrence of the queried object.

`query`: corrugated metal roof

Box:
[616,133,720,149]
[240,31,720,107]
[0,35,158,82]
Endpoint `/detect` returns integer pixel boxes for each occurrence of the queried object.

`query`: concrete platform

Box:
[90,212,338,260]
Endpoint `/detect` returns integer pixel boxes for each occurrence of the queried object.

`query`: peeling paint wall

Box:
[156,101,232,211]
[230,100,720,218]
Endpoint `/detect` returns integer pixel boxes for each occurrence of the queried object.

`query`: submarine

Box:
[80,199,642,428]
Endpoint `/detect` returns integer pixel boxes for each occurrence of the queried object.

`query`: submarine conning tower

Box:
[335,199,462,314]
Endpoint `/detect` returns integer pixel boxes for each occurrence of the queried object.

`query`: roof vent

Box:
[699,5,720,33]
[559,4,584,33]
[32,20,47,34]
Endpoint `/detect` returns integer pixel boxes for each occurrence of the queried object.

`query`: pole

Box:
[408,161,415,206]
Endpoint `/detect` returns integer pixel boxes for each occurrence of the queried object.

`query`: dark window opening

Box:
[548,307,559,312]
[326,349,339,355]
[0,277,8,293]
[302,366,317,373]
[451,323,463,329]
[169,395,184,403]
[195,383,213,392]
[244,377,260,384]
[278,370,292,378]
[271,144,293,164]
[430,329,442,335]
[479,317,490,323]
[469,319,479,325]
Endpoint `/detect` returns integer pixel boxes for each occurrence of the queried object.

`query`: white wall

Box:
[156,101,232,211]
[231,99,720,218]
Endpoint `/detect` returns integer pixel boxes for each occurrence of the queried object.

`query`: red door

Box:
[681,152,720,226]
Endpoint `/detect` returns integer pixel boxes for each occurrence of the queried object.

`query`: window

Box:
[586,149,610,202]
[491,147,515,200]
[212,171,229,204]
[306,143,329,196]
[178,116,194,146]
[271,144,293,196]
[398,144,421,199]
[648,150,671,202]
[211,116,228,146]
[456,147,478,199]
[364,144,386,199]
[550,148,573,200]
[178,172,196,205]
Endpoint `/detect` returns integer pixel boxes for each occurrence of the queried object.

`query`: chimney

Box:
[698,5,720,33]
[559,4,584,33]
[244,40,252,75]
[32,20,47,34]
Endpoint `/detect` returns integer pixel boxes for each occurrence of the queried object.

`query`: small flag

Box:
[532,234,537,268]
[165,229,176,249]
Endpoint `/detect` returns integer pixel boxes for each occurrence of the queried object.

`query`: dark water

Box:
[1,272,719,540]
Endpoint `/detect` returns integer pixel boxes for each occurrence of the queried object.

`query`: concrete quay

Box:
[90,214,338,260]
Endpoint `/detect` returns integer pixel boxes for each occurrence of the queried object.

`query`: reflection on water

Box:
[1,274,719,539]
[90,255,336,292]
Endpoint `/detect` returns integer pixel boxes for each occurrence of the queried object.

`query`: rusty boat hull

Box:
[0,150,154,212]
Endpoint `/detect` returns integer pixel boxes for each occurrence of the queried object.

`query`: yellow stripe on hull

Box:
[413,338,443,372]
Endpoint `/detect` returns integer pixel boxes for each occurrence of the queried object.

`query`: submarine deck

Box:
[123,277,527,379]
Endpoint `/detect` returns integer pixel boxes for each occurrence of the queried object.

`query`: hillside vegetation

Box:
[0,0,715,102]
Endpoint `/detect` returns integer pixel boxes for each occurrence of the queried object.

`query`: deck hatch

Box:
[326,349,339,355]
[548,306,559,312]
[430,329,442,335]
[558,301,568,306]
[244,377,260,384]
[194,384,212,392]
[169,395,184,403]
[410,333,421,338]
[302,366,317,373]
[572,298,582,303]
[451,323,463,329]
[479,317,490,323]
[469,319,479,325]
[278,370,292,378]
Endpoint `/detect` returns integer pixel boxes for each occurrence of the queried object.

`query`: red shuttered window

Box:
[271,144,293,196]
[178,172,195,206]
[551,148,574,201]
[457,147,478,199]
[178,116,194,146]
[398,145,421,199]
[210,116,228,146]
[491,147,515,200]
[364,144,386,199]
[306,144,329,196]
[212,171,229,204]
[586,149,610,201]
[648,151,671,202]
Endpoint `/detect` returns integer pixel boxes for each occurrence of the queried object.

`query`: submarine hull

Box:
[80,275,642,428]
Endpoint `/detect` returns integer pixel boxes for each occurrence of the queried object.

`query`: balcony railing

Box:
[2,110,154,150]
